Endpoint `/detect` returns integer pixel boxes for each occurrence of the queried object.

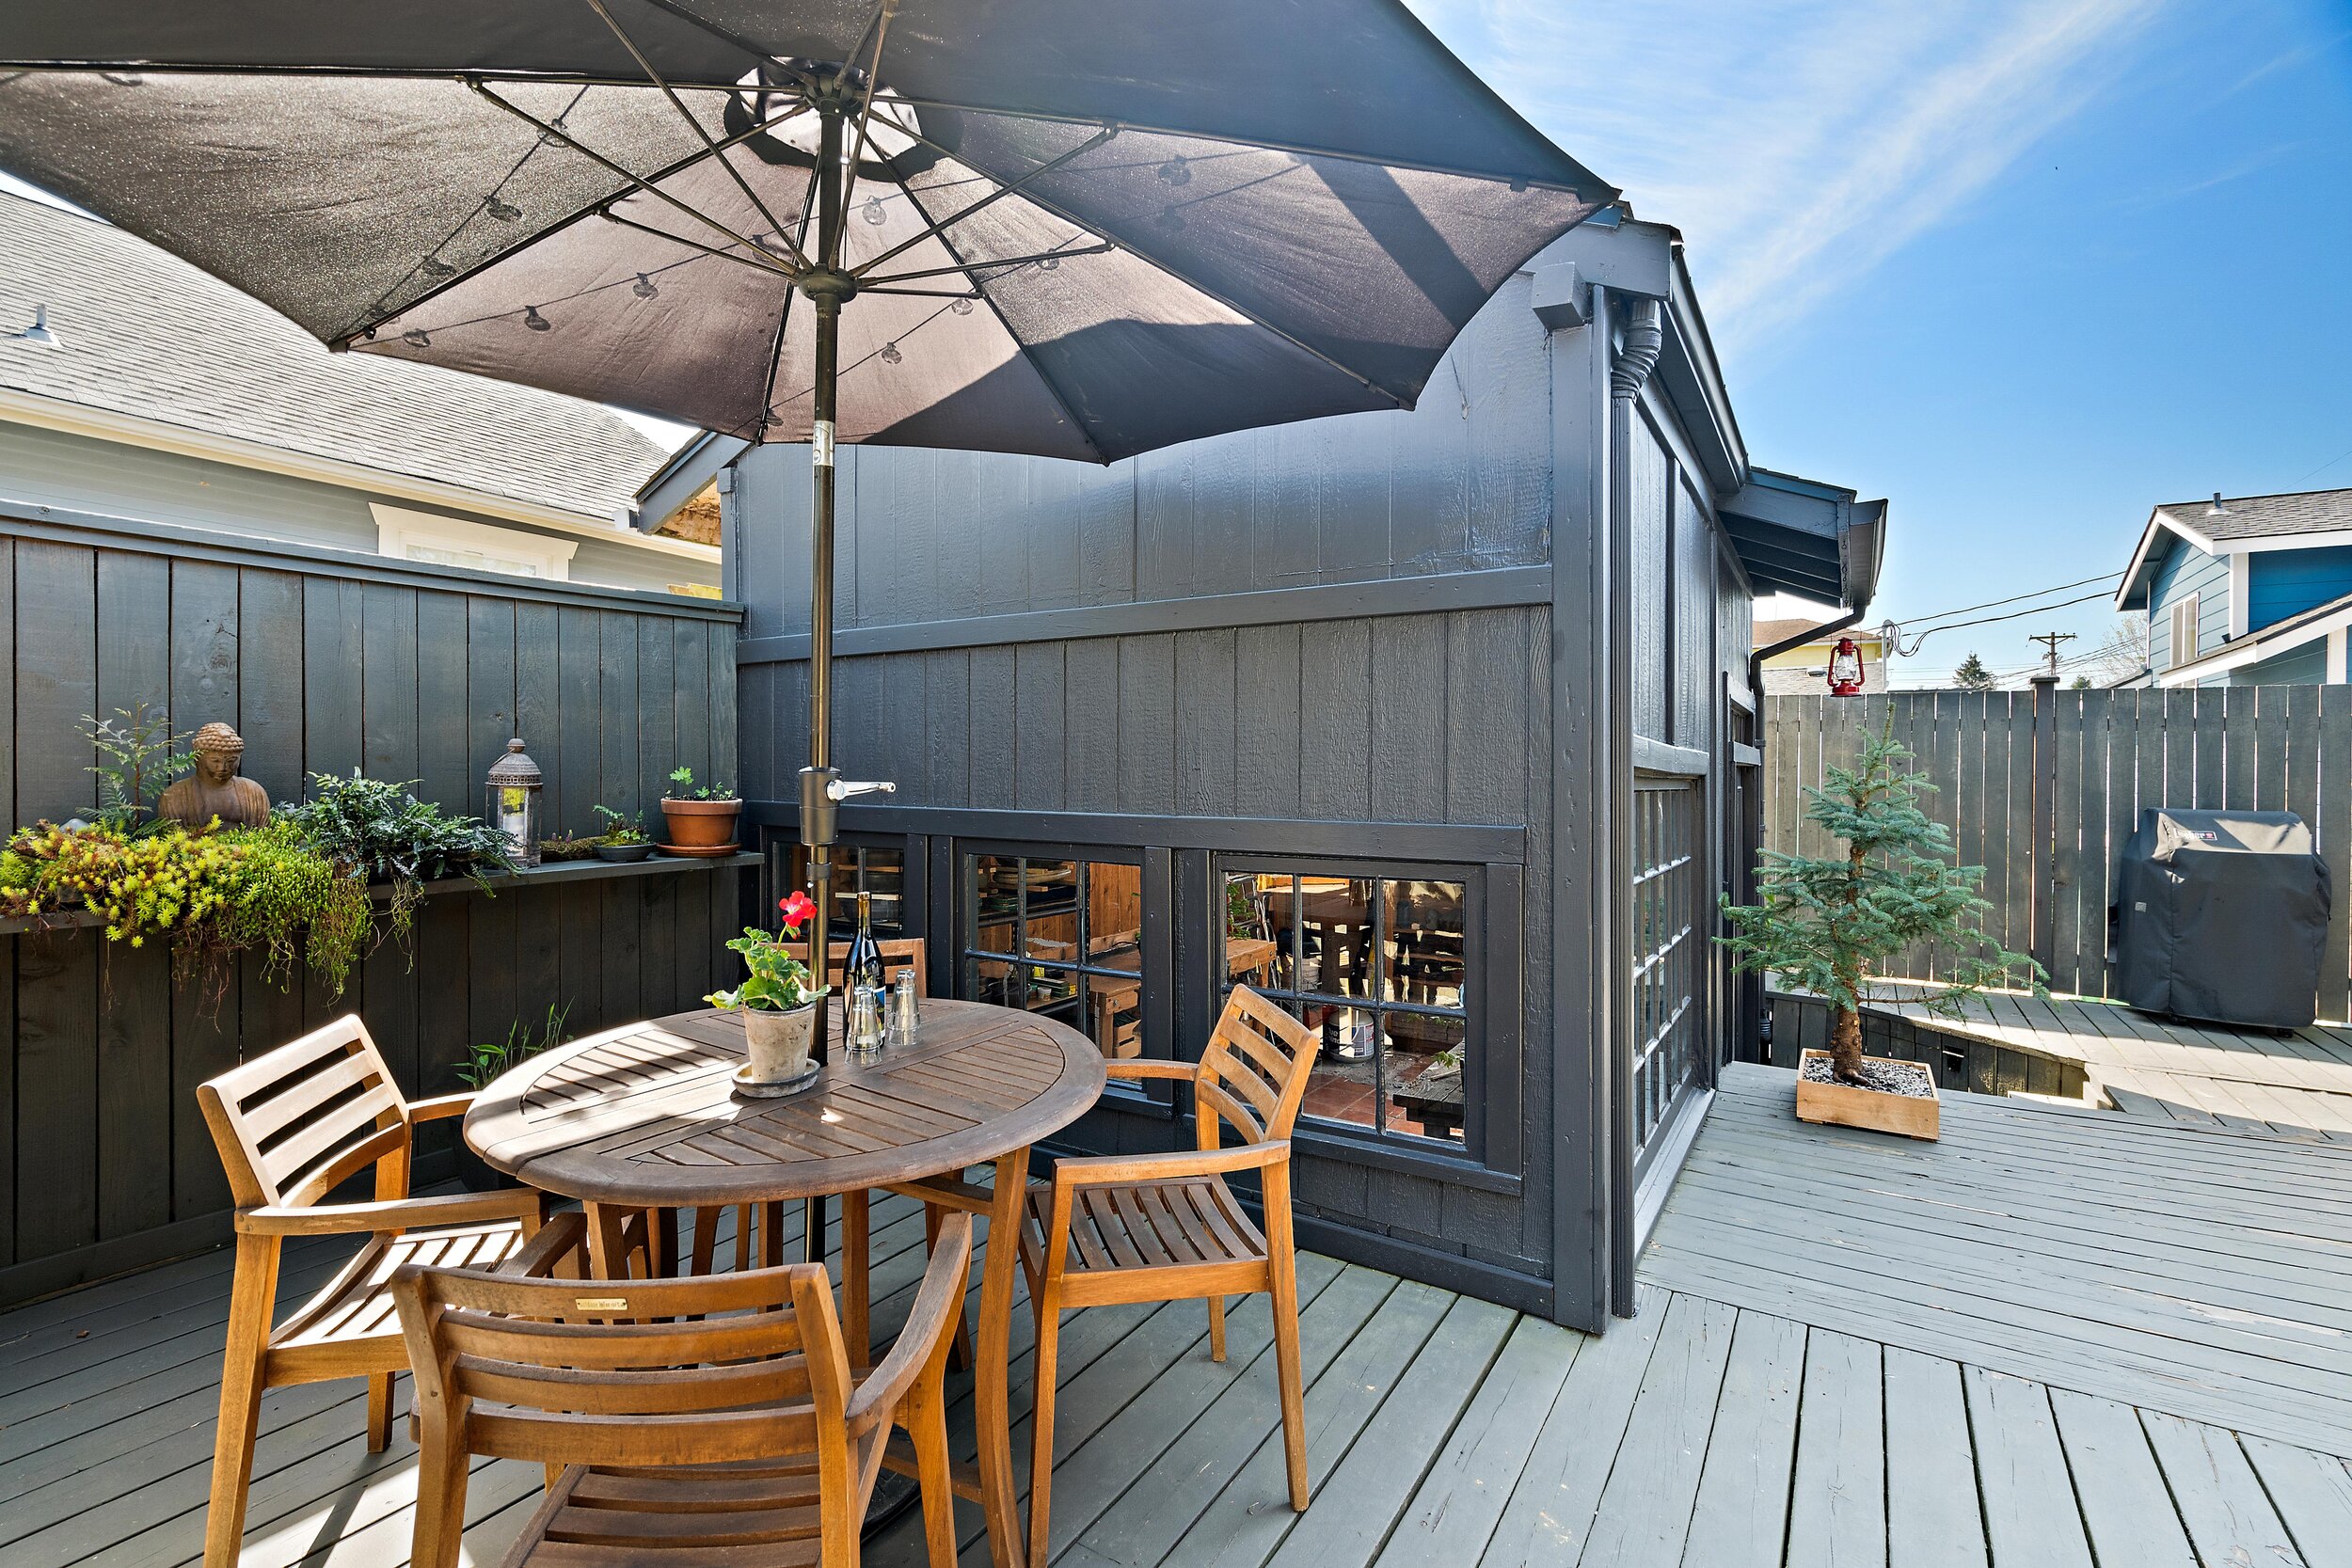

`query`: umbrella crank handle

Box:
[797,767,895,849]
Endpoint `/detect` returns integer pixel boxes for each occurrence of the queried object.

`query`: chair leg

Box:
[1270,1258,1310,1511]
[927,1204,975,1372]
[1208,1294,1227,1362]
[842,1189,871,1371]
[365,1373,394,1452]
[408,1422,472,1568]
[1027,1298,1062,1568]
[909,1367,960,1568]
[202,1237,278,1568]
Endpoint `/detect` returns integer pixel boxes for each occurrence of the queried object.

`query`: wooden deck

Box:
[11,1074,2352,1567]
[1859,989,2352,1138]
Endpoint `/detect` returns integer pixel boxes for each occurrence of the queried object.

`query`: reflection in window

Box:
[783,843,906,939]
[1219,866,1470,1147]
[963,853,1149,1060]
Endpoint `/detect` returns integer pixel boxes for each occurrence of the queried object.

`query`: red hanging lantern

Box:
[1827,636,1865,696]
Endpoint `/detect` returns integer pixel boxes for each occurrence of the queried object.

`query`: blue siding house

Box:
[2116,487,2352,686]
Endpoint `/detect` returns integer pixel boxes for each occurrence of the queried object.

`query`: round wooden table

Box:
[464,998,1105,1568]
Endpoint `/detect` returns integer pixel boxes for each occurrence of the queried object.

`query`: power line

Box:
[1886,590,2122,657]
[1893,571,2123,629]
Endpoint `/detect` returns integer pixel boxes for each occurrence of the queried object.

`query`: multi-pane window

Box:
[1631,781,1703,1148]
[961,852,1151,1059]
[1217,863,1470,1148]
[782,841,906,938]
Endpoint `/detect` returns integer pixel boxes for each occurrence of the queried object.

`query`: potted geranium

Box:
[660,766,740,853]
[707,891,825,1090]
[1720,729,2042,1140]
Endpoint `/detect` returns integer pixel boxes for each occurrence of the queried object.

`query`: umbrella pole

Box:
[802,101,846,1047]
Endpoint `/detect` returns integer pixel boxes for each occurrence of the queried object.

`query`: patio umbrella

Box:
[0,0,1614,964]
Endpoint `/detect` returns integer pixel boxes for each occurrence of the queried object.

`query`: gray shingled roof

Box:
[0,191,667,519]
[2155,487,2352,543]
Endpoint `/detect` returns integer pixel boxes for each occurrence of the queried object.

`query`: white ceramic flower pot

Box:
[742,1001,818,1083]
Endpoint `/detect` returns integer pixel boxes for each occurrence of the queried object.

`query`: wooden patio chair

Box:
[392,1207,973,1568]
[1016,985,1320,1562]
[195,1016,548,1568]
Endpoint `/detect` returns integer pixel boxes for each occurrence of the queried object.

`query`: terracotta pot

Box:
[661,797,741,847]
[742,1002,818,1083]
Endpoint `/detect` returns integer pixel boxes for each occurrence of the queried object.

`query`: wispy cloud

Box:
[1410,0,2161,357]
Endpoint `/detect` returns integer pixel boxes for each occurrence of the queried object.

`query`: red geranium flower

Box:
[778,890,818,931]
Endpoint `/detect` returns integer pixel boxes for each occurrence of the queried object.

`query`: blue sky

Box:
[1412,0,2352,685]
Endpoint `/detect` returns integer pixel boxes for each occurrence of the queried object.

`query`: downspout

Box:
[1604,292,1662,1320]
[1746,606,1866,701]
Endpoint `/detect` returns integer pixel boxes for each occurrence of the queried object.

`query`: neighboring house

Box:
[2116,486,2352,686]
[722,215,1885,1330]
[1756,617,1889,695]
[0,191,720,595]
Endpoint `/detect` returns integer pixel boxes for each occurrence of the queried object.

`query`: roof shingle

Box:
[0,191,667,519]
[2154,487,2352,543]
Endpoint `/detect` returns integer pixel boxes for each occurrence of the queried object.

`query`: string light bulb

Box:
[879,341,903,365]
[1039,255,1060,272]
[1156,156,1191,186]
[1157,206,1184,232]
[632,273,659,299]
[949,296,975,315]
[420,257,455,280]
[402,328,431,348]
[485,196,521,222]
[523,305,551,332]
[863,195,887,226]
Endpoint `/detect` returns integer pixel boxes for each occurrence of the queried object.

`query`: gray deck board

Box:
[1642,1064,2352,1456]
[13,1075,2352,1568]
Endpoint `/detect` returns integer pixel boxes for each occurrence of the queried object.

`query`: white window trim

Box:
[2229,552,2249,638]
[2170,592,2200,667]
[371,503,579,581]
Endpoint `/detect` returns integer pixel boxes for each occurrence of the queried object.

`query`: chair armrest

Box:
[1104,1060,1197,1083]
[1049,1141,1289,1191]
[847,1213,973,1431]
[405,1092,476,1123]
[496,1211,587,1277]
[235,1185,545,1237]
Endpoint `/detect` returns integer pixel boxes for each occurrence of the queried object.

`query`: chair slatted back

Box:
[395,1259,850,1470]
[1195,987,1318,1149]
[198,1016,412,1209]
[789,937,928,996]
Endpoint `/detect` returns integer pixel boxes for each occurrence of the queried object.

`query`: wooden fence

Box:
[1764,686,2352,1018]
[0,502,746,1304]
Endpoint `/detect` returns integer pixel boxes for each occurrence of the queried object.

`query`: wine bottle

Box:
[844,888,885,999]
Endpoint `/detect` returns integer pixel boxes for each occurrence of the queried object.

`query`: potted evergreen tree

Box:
[1721,729,2042,1139]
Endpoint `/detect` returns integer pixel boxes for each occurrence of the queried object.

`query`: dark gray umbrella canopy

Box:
[0,0,1612,460]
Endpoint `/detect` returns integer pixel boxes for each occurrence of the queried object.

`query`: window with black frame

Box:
[961,851,1151,1060]
[781,841,907,939]
[1216,863,1471,1148]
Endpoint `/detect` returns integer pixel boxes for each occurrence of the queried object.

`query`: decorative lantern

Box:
[1827,637,1866,697]
[486,737,543,868]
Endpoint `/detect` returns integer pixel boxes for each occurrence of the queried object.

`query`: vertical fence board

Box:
[555,609,601,836]
[2222,686,2255,810]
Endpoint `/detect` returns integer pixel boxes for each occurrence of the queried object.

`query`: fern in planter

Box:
[278,772,516,932]
[1719,730,2043,1084]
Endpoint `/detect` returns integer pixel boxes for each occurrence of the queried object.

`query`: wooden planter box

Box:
[1794,1049,1940,1140]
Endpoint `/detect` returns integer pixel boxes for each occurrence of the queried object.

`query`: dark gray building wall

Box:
[729,267,1752,1328]
[0,420,718,594]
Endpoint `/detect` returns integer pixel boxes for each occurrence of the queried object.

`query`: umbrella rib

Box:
[469,79,799,281]
[749,281,798,442]
[888,172,1108,464]
[832,0,899,271]
[598,210,794,277]
[851,123,1119,279]
[579,0,811,270]
[878,119,1410,406]
[861,243,1111,288]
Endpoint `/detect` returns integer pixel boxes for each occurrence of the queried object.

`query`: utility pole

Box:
[2028,630,2076,680]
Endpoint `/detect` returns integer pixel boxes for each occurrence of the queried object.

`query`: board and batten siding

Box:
[0,500,744,1305]
[0,418,716,594]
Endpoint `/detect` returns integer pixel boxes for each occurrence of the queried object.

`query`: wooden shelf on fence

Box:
[0,850,760,936]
